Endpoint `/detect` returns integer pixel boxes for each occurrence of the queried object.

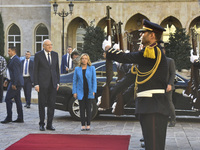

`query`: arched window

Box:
[163,24,176,43]
[8,24,21,56]
[35,24,49,52]
[76,24,86,51]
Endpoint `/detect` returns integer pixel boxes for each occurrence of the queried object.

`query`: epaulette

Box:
[108,48,122,55]
[143,42,157,59]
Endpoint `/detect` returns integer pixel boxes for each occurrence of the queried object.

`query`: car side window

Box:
[96,63,117,77]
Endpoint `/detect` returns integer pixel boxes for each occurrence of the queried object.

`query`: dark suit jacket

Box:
[61,53,73,74]
[34,50,60,89]
[8,55,24,87]
[21,59,34,83]
[61,54,67,74]
[166,57,175,90]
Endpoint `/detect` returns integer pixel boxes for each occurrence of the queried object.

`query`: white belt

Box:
[137,89,165,97]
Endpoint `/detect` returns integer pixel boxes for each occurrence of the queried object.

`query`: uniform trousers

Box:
[139,113,168,150]
[38,82,57,127]
[79,96,91,126]
[23,77,32,106]
[166,90,176,121]
[5,83,23,120]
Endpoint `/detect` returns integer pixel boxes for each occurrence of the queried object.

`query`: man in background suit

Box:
[34,39,60,131]
[60,46,73,74]
[21,51,34,108]
[1,46,24,123]
[162,47,176,127]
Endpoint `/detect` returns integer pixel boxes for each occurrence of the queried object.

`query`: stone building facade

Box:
[0,0,200,62]
[0,0,51,56]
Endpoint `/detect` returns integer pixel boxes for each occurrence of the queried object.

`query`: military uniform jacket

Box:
[106,43,170,116]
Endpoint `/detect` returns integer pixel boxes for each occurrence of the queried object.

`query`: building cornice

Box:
[0,5,51,8]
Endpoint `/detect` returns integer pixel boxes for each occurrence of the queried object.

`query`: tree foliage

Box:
[0,13,4,56]
[165,28,191,71]
[82,25,105,62]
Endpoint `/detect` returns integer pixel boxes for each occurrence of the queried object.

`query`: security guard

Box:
[102,19,170,150]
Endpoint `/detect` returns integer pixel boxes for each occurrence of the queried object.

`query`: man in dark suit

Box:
[1,46,24,123]
[162,46,176,127]
[60,46,73,74]
[34,39,60,131]
[21,51,34,108]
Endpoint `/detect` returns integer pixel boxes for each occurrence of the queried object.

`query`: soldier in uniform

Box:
[102,19,170,150]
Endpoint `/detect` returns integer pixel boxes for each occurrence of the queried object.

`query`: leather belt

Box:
[137,89,165,97]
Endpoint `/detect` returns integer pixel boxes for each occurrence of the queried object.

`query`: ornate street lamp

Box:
[53,1,74,55]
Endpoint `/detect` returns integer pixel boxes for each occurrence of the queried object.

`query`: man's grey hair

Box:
[42,39,51,46]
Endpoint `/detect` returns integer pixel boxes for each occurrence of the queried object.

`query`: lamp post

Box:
[53,1,74,56]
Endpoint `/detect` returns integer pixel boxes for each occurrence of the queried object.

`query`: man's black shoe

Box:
[12,119,24,123]
[24,104,27,107]
[1,119,12,124]
[141,142,145,148]
[26,105,30,108]
[46,126,55,131]
[39,125,45,131]
[140,137,144,142]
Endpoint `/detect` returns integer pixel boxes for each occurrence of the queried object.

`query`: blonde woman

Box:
[72,53,97,131]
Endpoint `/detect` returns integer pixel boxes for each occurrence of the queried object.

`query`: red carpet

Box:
[6,134,130,150]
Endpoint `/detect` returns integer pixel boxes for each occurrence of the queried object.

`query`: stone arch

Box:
[124,14,149,51]
[160,16,182,29]
[96,17,115,33]
[66,17,88,52]
[188,16,200,47]
[160,16,182,42]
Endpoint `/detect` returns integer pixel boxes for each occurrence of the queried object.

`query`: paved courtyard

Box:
[0,90,200,150]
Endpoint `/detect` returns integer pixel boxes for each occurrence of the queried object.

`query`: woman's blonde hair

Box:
[78,53,92,66]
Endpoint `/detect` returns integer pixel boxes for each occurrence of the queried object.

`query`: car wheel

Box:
[68,97,98,121]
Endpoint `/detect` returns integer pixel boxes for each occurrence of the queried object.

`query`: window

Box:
[8,24,21,56]
[76,25,86,51]
[35,24,49,52]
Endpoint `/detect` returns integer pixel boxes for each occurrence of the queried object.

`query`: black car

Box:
[55,60,199,120]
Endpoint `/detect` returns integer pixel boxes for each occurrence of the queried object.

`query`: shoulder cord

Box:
[131,47,162,98]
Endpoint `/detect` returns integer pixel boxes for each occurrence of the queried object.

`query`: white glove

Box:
[190,49,199,63]
[102,35,111,51]
[113,43,120,50]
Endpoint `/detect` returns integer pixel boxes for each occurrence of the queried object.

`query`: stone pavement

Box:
[0,89,200,150]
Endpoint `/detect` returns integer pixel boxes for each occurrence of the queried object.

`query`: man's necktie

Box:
[25,59,28,74]
[48,53,50,65]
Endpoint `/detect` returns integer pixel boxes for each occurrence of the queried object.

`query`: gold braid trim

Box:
[131,47,162,98]
[143,43,157,59]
